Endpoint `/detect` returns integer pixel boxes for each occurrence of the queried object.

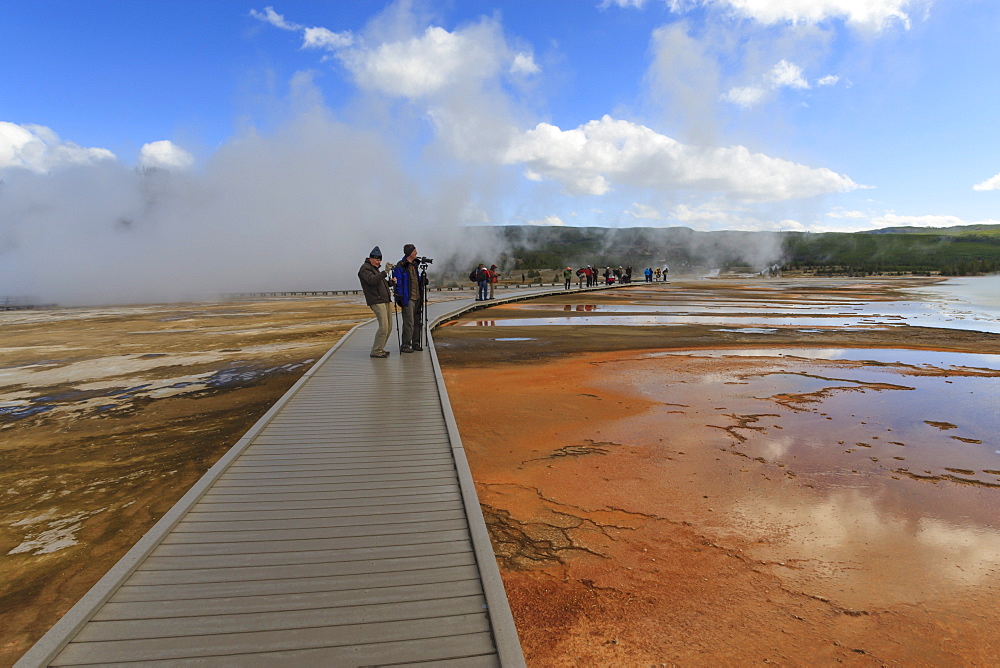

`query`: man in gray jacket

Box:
[358,246,394,358]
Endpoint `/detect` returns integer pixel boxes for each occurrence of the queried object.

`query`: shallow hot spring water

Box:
[445,285,1000,612]
[456,291,1000,333]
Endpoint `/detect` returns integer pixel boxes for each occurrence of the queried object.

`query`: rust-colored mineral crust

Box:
[438,279,1000,666]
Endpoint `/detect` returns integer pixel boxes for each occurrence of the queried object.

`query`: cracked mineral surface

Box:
[0,296,369,665]
[437,278,1000,666]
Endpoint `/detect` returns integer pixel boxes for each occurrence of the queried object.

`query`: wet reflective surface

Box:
[623,346,999,508]
[439,277,1000,639]
[590,287,1000,607]
[462,314,909,327]
[620,348,1000,607]
[455,277,1000,333]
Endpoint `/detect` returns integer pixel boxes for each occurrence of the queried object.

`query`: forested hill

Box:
[864,224,1000,237]
[784,228,1000,275]
[484,224,1000,276]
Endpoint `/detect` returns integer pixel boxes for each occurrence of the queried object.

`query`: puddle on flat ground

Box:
[645,347,1000,368]
[511,302,862,313]
[906,275,1000,328]
[599,347,1000,606]
[459,315,906,328]
[463,278,1000,334]
[629,346,1000,481]
[439,278,1000,663]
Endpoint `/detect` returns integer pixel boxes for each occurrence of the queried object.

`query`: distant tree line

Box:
[493,225,767,273]
[781,232,1000,276]
[485,225,1000,277]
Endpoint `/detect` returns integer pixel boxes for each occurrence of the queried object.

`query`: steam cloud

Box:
[2,2,864,305]
[0,107,500,305]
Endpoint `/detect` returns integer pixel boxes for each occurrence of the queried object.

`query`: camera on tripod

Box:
[416,256,434,266]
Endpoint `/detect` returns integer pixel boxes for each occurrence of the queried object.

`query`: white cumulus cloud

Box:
[510,52,540,75]
[139,140,194,171]
[724,59,814,108]
[721,86,767,108]
[252,7,353,51]
[601,0,650,7]
[671,201,744,225]
[665,201,806,231]
[769,59,809,89]
[973,172,1000,192]
[610,0,925,31]
[303,26,354,50]
[503,115,861,201]
[259,13,528,102]
[708,0,920,30]
[249,6,301,31]
[826,208,867,219]
[529,215,567,226]
[871,213,993,228]
[626,202,664,220]
[0,121,116,173]
[339,24,504,99]
[257,11,531,164]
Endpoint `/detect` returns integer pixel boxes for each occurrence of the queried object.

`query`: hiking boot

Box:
[411,343,423,351]
[370,350,390,358]
[400,345,414,353]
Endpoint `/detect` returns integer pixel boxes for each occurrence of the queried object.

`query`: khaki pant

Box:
[370,302,392,353]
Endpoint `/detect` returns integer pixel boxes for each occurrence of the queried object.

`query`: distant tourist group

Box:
[470,263,500,301]
[644,266,669,282]
[561,264,667,288]
[359,245,669,358]
[564,265,624,288]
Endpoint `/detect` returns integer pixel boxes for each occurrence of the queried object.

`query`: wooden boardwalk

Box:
[18,287,597,667]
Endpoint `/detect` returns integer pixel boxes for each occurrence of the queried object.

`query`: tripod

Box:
[390,283,401,350]
[416,262,429,348]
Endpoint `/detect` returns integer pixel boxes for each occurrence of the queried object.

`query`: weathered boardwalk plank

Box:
[18,289,580,667]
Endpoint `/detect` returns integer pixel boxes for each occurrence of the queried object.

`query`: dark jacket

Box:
[393,260,410,307]
[392,259,422,306]
[358,259,391,306]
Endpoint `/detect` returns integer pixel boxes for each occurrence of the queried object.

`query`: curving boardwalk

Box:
[17,288,601,667]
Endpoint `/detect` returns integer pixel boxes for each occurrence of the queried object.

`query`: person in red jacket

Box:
[488,264,499,299]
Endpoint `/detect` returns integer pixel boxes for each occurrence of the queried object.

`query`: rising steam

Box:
[0,104,502,305]
[2,2,841,305]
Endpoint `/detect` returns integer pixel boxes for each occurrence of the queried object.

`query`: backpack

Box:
[469,268,479,282]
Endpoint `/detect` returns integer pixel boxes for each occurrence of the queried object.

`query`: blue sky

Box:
[2,1,1000,299]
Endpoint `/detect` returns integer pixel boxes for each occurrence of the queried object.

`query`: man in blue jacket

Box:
[393,244,423,352]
